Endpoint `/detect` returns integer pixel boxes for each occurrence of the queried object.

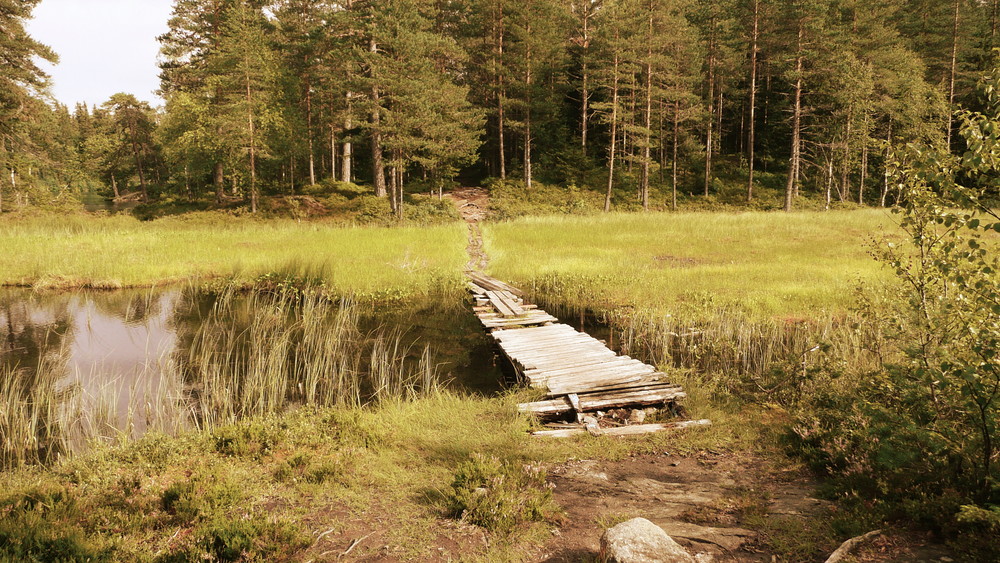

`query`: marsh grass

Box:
[1,287,447,469]
[483,209,894,318]
[606,307,882,405]
[0,214,467,299]
[185,288,445,428]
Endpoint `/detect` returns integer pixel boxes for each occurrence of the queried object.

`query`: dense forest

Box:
[2,0,999,214]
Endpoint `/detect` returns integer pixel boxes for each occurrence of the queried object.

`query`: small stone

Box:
[586,421,603,437]
[628,409,646,424]
[599,517,695,563]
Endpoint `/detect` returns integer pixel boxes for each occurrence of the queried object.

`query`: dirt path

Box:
[436,189,951,562]
[443,186,490,272]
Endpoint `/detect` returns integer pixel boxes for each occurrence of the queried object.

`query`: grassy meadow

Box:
[3,206,964,560]
[0,213,468,299]
[483,209,896,318]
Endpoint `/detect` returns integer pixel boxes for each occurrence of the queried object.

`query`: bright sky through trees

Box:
[25,0,173,108]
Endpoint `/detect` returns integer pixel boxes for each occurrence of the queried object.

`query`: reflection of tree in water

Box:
[89,290,163,325]
[0,293,72,382]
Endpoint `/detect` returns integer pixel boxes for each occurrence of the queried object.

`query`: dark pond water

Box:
[0,288,502,463]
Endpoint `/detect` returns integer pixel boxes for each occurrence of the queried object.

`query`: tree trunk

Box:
[370,40,387,197]
[825,155,833,211]
[784,25,804,213]
[497,2,507,180]
[214,161,225,203]
[581,5,591,152]
[604,48,621,213]
[641,10,653,211]
[947,0,960,150]
[747,0,759,202]
[342,92,353,183]
[672,100,680,211]
[247,69,258,214]
[880,122,892,207]
[111,174,120,198]
[840,112,851,202]
[128,127,149,203]
[716,86,724,155]
[523,19,533,190]
[306,78,316,187]
[704,19,716,197]
[859,114,869,205]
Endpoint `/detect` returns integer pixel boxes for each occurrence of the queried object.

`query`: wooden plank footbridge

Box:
[466,270,708,437]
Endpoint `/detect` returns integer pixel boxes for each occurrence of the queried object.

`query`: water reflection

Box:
[0,287,500,466]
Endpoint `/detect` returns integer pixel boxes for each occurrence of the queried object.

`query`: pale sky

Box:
[26,0,175,109]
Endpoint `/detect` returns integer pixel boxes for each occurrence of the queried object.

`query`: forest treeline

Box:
[2,0,999,214]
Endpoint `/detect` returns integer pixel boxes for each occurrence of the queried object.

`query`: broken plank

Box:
[531,419,712,438]
[518,385,686,416]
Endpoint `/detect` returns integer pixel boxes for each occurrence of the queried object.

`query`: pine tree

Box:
[0,0,57,213]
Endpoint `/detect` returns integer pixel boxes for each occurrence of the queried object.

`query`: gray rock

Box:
[628,409,647,424]
[599,517,695,563]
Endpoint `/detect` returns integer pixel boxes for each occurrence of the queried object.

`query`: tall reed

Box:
[604,307,883,405]
[1,287,445,468]
[183,287,443,427]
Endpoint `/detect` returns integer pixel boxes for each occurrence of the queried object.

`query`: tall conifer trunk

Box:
[496,1,507,180]
[369,39,386,197]
[604,45,621,213]
[784,25,803,212]
[342,92,353,183]
[704,16,716,196]
[306,75,316,186]
[641,9,653,211]
[747,0,759,202]
[947,0,960,150]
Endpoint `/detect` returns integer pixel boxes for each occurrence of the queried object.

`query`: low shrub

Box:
[161,471,245,523]
[446,453,560,536]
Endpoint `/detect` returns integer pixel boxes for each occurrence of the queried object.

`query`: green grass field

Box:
[0,213,468,298]
[483,209,896,318]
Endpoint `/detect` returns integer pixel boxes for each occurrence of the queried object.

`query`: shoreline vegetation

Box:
[1,203,995,560]
[0,213,468,300]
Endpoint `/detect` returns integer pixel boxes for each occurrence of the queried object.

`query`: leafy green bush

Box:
[488,179,603,220]
[447,453,559,536]
[403,194,461,224]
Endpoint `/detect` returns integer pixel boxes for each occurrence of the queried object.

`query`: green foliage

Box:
[160,471,245,523]
[447,453,560,536]
[786,69,1000,553]
[195,516,308,562]
[0,483,110,562]
[211,421,284,459]
[488,179,604,220]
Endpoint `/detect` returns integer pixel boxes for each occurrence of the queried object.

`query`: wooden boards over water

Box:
[466,270,695,434]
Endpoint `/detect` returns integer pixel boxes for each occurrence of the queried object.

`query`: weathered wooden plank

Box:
[497,336,601,354]
[494,290,525,315]
[544,374,647,396]
[527,357,647,379]
[480,315,558,328]
[517,385,685,416]
[480,311,557,324]
[467,271,524,296]
[517,350,619,371]
[531,419,712,438]
[493,325,578,341]
[485,291,516,317]
[468,281,488,295]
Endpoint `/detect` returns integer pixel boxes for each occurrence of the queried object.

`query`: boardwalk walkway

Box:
[467,271,690,428]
